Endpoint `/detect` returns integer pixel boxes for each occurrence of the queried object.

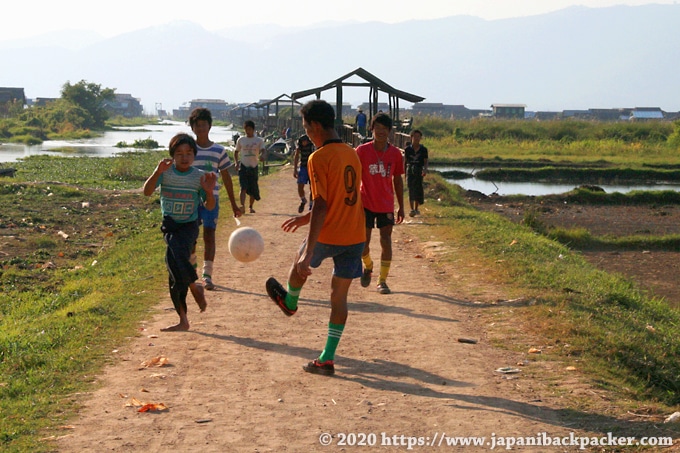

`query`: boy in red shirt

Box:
[355,113,405,294]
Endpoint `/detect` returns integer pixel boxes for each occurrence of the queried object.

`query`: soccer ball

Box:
[228,227,264,262]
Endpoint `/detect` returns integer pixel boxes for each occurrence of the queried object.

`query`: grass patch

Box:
[13,151,166,190]
[547,228,680,251]
[0,227,165,452]
[0,153,169,452]
[115,137,160,149]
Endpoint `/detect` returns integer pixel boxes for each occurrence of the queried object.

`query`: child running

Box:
[143,133,216,331]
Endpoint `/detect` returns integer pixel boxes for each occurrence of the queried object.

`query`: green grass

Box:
[414,117,676,144]
[0,153,169,452]
[115,137,161,149]
[14,151,167,190]
[547,228,680,251]
[0,206,165,452]
[425,133,680,168]
[0,231,165,451]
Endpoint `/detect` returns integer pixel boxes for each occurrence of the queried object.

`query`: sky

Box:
[3,0,677,41]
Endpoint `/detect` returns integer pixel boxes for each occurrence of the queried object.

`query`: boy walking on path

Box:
[355,108,367,136]
[356,113,405,295]
[404,129,429,217]
[292,134,315,213]
[189,108,242,290]
[234,120,266,214]
[143,133,216,332]
[266,100,364,376]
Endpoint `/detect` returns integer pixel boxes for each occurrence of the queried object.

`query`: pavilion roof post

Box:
[335,85,344,131]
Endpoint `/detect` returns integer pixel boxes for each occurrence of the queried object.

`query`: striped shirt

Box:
[193,142,234,196]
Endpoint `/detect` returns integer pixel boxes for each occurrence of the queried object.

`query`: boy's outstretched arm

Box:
[219,168,242,217]
[393,174,405,224]
[143,158,172,196]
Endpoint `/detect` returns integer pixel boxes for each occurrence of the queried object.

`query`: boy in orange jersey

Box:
[266,100,364,376]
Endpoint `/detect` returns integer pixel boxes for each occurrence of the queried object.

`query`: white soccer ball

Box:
[228,227,264,262]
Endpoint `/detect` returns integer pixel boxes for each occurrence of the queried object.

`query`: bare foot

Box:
[161,322,190,332]
[190,283,207,312]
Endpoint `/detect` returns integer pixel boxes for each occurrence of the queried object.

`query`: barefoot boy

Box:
[143,133,216,331]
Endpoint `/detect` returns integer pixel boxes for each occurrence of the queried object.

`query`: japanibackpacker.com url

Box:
[318,431,674,450]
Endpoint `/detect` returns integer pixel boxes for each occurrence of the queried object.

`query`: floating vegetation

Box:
[115,137,160,149]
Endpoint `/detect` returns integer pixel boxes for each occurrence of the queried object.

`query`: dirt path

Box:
[56,168,656,452]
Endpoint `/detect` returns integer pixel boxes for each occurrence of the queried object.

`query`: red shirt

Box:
[356,142,404,213]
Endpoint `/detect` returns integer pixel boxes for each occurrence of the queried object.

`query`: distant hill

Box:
[2,4,679,114]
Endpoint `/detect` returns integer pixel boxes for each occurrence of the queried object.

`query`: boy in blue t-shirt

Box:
[143,133,216,332]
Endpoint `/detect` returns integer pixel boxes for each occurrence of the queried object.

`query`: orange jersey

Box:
[308,141,364,245]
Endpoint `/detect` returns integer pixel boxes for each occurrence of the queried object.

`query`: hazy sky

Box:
[3,0,677,41]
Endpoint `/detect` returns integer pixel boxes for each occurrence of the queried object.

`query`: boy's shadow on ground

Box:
[194,331,678,438]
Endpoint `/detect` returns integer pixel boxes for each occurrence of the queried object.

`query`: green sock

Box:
[285,283,301,310]
[318,322,345,363]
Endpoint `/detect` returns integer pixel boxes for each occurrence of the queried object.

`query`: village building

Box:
[103,93,143,118]
[491,104,526,119]
[0,87,26,115]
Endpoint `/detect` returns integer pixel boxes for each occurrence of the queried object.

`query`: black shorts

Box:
[364,208,394,229]
[238,165,261,200]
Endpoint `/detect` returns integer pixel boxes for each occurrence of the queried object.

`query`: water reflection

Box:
[434,166,680,196]
[0,121,237,163]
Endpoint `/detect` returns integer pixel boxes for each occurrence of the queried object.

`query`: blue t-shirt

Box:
[156,165,207,223]
[356,112,367,128]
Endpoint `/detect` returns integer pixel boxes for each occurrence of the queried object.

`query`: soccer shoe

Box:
[377,282,391,294]
[298,201,305,213]
[303,358,335,376]
[266,277,297,316]
[360,268,372,288]
[409,209,417,217]
[203,276,215,291]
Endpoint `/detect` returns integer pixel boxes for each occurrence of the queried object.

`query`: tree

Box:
[60,80,115,129]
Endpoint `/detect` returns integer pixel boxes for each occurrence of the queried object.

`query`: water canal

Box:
[0,121,236,163]
[433,166,680,196]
